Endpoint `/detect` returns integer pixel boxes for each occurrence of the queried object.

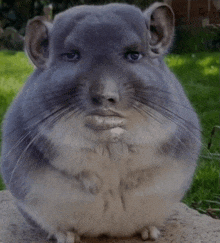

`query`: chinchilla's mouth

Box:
[85,115,126,130]
[85,110,126,130]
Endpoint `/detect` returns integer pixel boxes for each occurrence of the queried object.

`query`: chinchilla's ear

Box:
[144,2,174,57]
[25,16,53,68]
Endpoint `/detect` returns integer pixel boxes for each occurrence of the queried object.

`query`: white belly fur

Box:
[20,114,194,237]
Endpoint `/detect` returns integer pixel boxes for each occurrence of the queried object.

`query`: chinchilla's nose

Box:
[90,78,120,107]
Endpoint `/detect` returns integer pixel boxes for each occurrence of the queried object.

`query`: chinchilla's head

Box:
[23,2,199,152]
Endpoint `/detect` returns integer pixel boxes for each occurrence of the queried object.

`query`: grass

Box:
[0,51,34,190]
[165,52,220,218]
[0,50,219,218]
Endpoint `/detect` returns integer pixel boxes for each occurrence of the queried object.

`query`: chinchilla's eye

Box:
[62,51,80,62]
[125,51,143,61]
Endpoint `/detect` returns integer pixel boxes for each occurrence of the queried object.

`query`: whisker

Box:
[132,97,201,147]
[132,102,163,124]
[3,131,32,158]
[136,87,195,111]
[5,104,82,166]
[136,96,201,134]
[64,106,84,121]
[133,100,202,159]
[149,101,201,134]
[5,103,81,136]
[8,130,42,186]
[44,106,72,126]
[132,100,200,158]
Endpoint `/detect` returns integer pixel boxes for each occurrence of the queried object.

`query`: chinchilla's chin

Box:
[86,127,128,145]
[45,111,127,148]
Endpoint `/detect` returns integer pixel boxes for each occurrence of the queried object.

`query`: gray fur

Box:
[1,2,201,242]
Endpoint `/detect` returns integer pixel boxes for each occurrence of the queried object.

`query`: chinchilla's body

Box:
[1,2,201,242]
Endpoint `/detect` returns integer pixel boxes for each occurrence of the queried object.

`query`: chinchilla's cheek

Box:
[1,2,201,243]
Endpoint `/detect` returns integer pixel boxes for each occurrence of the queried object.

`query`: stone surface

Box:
[0,190,220,243]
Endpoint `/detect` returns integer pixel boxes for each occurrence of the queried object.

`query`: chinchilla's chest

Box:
[48,138,160,195]
[41,114,176,197]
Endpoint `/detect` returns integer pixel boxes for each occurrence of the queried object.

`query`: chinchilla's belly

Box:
[25,142,187,237]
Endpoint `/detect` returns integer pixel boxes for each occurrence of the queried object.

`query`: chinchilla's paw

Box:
[141,226,161,241]
[53,231,81,243]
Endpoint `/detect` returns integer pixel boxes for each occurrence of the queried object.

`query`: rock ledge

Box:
[0,190,220,243]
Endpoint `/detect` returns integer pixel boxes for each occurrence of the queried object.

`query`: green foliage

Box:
[0,51,34,133]
[183,158,220,218]
[172,26,220,54]
[0,51,219,218]
[165,53,220,154]
[0,51,34,189]
[165,53,220,218]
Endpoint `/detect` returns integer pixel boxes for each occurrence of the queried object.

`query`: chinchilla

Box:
[1,2,201,242]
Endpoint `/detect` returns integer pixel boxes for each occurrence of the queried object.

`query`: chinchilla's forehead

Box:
[51,4,147,41]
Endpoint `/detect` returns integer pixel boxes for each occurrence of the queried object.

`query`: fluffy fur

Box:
[1,2,201,242]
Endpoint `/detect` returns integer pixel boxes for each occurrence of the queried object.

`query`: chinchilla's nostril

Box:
[101,91,120,105]
[105,93,119,104]
[108,98,116,103]
[91,96,102,105]
[102,88,120,104]
[91,94,118,106]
